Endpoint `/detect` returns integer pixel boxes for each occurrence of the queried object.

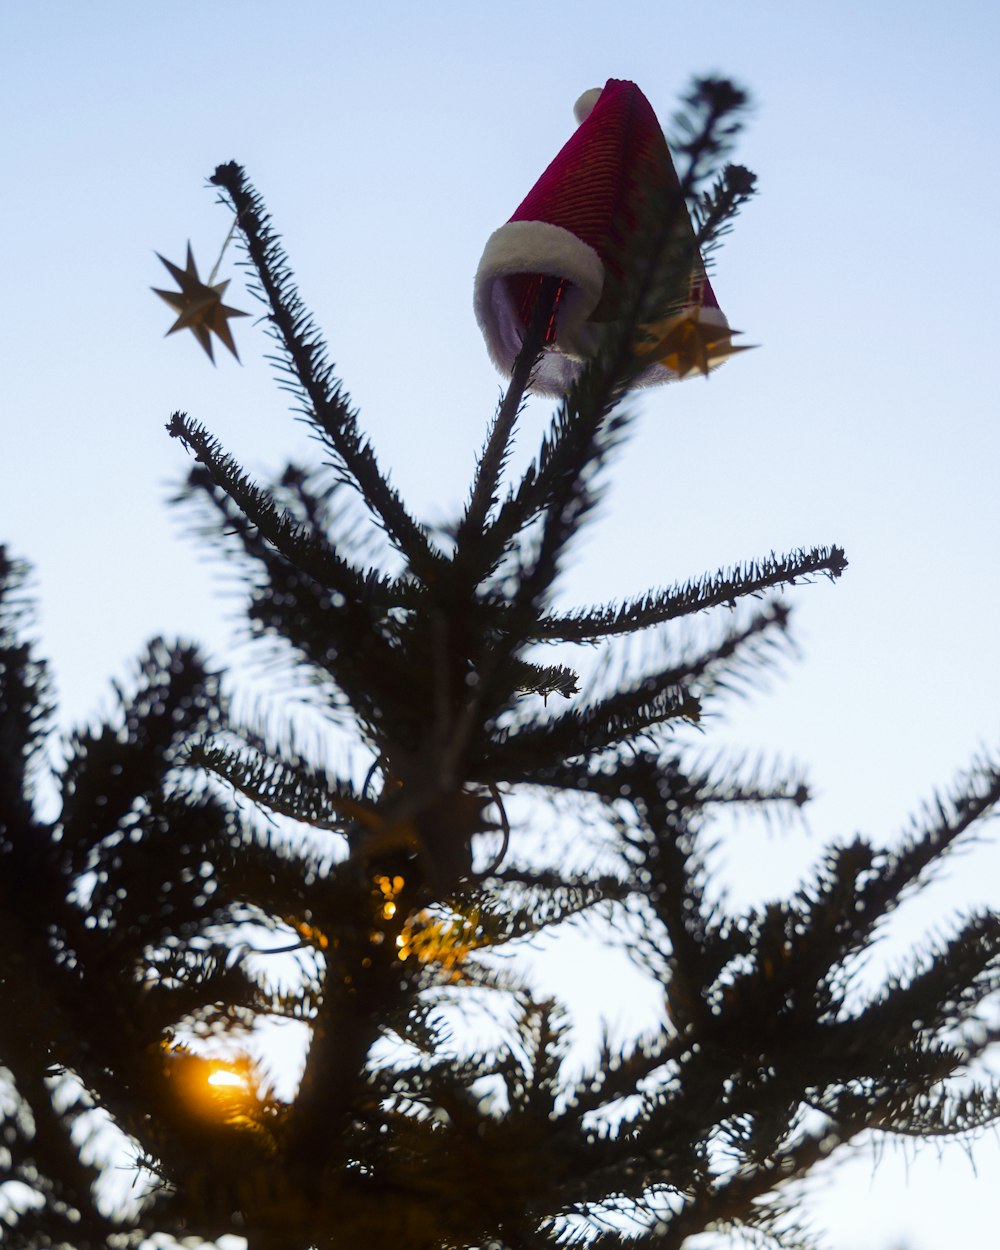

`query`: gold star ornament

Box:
[637,307,755,380]
[153,244,248,362]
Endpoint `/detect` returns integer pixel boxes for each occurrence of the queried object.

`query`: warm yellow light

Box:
[294,920,329,950]
[395,907,481,970]
[374,874,405,926]
[207,1068,247,1090]
[164,1052,257,1126]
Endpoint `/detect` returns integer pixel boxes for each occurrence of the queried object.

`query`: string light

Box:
[206,1067,248,1090]
[373,874,405,921]
[395,906,481,970]
[164,1048,257,1124]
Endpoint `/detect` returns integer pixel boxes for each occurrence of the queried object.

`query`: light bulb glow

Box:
[374,874,405,927]
[165,1051,258,1126]
[207,1068,247,1089]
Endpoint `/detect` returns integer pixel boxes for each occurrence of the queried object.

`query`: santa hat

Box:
[474,79,737,396]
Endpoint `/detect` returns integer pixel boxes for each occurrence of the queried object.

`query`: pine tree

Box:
[2,79,998,1250]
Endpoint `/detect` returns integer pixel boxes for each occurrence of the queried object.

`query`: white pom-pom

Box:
[573,88,603,125]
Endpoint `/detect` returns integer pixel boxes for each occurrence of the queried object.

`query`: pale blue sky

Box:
[2,2,999,1246]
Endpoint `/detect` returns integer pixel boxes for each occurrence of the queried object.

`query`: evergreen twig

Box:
[209,161,445,582]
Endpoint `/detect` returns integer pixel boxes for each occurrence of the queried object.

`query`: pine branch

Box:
[870,1080,1000,1138]
[847,911,1000,1053]
[209,161,444,579]
[493,751,808,821]
[462,873,631,946]
[485,604,789,783]
[456,276,562,563]
[614,761,719,1028]
[168,412,388,608]
[0,549,52,820]
[209,824,359,932]
[187,736,368,838]
[58,638,222,878]
[624,1112,853,1250]
[501,385,634,664]
[691,161,759,260]
[534,546,846,643]
[850,756,1000,944]
[75,792,247,959]
[140,937,270,1031]
[669,78,751,179]
[563,1031,681,1120]
[175,464,420,721]
[483,686,699,786]
[508,657,580,700]
[245,556,391,721]
[481,381,632,635]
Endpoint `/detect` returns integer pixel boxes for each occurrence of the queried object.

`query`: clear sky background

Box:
[2,2,999,1247]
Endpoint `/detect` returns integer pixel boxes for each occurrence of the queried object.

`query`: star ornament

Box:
[153,244,248,363]
[636,307,755,380]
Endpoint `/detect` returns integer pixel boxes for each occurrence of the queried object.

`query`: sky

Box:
[2,1,999,1246]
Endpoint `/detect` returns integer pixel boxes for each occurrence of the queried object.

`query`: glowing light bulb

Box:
[207,1068,246,1090]
[165,1052,256,1125]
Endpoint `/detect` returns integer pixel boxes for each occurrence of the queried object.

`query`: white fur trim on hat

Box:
[473,219,605,395]
[693,304,729,332]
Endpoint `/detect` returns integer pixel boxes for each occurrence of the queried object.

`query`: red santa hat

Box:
[474,79,739,396]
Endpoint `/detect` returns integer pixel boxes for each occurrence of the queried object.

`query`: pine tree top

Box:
[1,78,996,1250]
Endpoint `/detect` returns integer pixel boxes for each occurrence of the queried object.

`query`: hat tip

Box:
[573,87,603,125]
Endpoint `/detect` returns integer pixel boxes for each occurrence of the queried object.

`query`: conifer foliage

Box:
[2,80,998,1250]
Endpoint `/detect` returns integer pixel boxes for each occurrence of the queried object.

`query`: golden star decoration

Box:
[153,244,248,362]
[637,307,754,379]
